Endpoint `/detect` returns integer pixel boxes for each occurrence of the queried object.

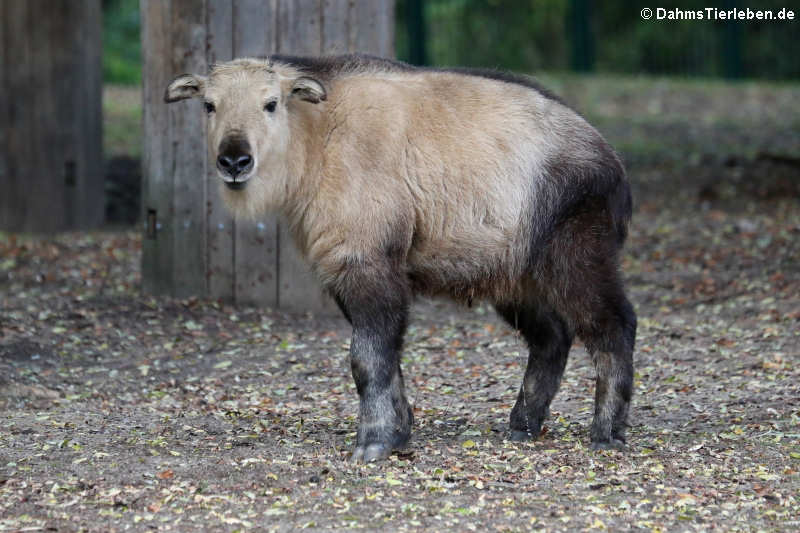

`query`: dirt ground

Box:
[2,80,800,531]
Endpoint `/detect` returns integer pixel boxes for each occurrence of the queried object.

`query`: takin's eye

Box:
[264,100,277,113]
[204,101,215,114]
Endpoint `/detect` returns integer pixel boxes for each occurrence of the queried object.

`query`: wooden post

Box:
[0,0,103,233]
[140,0,395,313]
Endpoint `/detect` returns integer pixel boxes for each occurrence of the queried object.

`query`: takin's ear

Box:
[290,76,326,104]
[164,74,207,103]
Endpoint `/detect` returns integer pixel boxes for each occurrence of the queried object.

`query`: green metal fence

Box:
[396,0,799,80]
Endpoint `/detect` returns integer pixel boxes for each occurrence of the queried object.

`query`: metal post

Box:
[568,0,594,72]
[722,0,743,78]
[407,0,427,66]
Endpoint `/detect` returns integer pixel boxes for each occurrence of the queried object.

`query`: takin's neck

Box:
[279,100,330,256]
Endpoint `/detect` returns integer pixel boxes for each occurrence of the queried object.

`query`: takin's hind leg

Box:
[495,304,573,441]
[543,201,637,450]
[579,292,637,451]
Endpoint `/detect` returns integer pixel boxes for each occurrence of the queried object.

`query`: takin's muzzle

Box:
[216,134,253,189]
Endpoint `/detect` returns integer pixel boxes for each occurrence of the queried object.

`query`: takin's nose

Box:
[216,135,254,183]
[217,153,253,178]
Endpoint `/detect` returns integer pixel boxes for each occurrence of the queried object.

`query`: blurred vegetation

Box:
[103,0,797,84]
[396,0,799,80]
[103,0,141,85]
[593,0,798,79]
[397,0,569,71]
[104,86,142,157]
[538,74,800,165]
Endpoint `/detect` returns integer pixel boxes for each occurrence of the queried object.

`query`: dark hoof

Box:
[590,438,626,452]
[351,443,392,463]
[351,431,411,463]
[510,430,535,442]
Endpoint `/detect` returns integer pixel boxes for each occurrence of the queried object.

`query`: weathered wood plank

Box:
[322,0,350,54]
[375,0,395,57]
[233,216,280,307]
[232,0,280,307]
[206,0,236,300]
[169,0,208,298]
[0,2,6,230]
[28,1,61,231]
[232,0,276,56]
[78,0,105,229]
[1,0,31,231]
[58,0,104,230]
[0,0,102,233]
[277,0,322,55]
[351,0,395,56]
[10,1,59,231]
[52,0,76,230]
[141,0,175,294]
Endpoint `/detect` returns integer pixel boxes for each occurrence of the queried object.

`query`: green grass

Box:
[103,85,142,158]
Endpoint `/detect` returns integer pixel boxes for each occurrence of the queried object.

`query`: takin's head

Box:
[165,59,326,215]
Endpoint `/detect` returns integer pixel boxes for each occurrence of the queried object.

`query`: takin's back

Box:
[276,55,629,300]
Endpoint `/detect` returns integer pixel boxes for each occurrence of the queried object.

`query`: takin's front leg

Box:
[334,262,414,463]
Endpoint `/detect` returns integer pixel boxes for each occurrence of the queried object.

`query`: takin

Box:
[165,54,637,462]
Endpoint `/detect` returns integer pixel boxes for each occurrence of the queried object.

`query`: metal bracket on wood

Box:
[146,208,158,239]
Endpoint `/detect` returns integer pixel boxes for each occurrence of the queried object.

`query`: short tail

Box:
[609,170,633,245]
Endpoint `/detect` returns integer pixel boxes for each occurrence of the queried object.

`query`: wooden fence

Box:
[140,0,394,314]
[0,0,103,233]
